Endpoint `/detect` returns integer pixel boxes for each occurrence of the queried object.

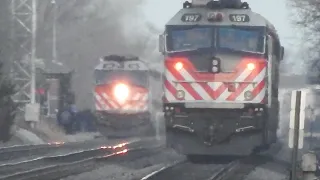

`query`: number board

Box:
[181,13,202,22]
[229,14,250,22]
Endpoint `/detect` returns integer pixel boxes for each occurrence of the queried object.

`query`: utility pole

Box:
[291,90,301,180]
[51,0,57,63]
[10,0,37,108]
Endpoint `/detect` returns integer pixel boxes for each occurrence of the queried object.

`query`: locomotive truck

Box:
[93,55,160,139]
[158,0,285,159]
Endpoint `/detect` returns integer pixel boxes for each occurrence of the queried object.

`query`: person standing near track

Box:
[58,103,76,134]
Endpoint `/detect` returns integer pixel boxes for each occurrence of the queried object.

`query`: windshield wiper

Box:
[167,47,211,54]
[182,24,200,30]
[230,25,256,31]
[219,47,264,54]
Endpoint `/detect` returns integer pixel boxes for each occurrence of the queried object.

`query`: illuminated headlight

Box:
[212,66,219,73]
[113,83,129,102]
[176,90,185,99]
[247,63,255,71]
[244,91,253,101]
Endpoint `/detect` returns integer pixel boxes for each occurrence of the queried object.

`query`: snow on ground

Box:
[15,128,45,144]
[244,164,289,180]
[19,118,101,144]
[0,135,24,148]
[63,148,184,180]
[244,87,295,180]
[0,118,101,148]
[244,140,291,180]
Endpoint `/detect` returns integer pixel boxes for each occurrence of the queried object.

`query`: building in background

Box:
[35,58,73,118]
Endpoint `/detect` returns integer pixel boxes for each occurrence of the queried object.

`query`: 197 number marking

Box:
[181,14,202,22]
[229,14,250,22]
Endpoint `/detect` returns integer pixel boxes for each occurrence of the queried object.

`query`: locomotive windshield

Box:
[169,27,212,51]
[217,27,264,53]
[94,70,148,87]
[166,26,265,54]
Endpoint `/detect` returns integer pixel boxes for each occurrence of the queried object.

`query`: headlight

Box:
[174,62,183,71]
[113,83,129,102]
[244,91,253,101]
[247,63,255,70]
[176,90,185,99]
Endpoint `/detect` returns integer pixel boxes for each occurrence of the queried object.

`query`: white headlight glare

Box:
[212,66,218,72]
[247,63,255,70]
[114,83,129,101]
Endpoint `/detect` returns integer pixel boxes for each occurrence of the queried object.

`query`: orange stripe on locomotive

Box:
[94,82,148,113]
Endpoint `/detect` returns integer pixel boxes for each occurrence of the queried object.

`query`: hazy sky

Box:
[143,0,295,46]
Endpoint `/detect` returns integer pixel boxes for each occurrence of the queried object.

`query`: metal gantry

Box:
[10,0,37,107]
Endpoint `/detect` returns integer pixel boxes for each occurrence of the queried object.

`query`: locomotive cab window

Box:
[94,70,148,87]
[166,26,213,52]
[217,26,265,54]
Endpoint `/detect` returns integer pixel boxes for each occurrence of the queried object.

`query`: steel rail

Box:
[0,146,159,180]
[140,159,229,180]
[207,160,240,180]
[0,144,65,161]
[141,160,187,180]
[0,137,140,162]
[142,143,283,180]
[0,146,116,176]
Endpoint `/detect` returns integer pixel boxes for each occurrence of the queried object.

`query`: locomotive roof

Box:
[102,54,139,61]
[165,7,279,41]
[95,55,149,71]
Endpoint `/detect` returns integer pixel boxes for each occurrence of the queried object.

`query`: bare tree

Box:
[287,0,320,82]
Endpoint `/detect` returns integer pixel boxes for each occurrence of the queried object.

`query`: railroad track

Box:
[0,144,63,161]
[0,137,140,162]
[141,143,286,180]
[0,138,163,180]
[140,159,235,180]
